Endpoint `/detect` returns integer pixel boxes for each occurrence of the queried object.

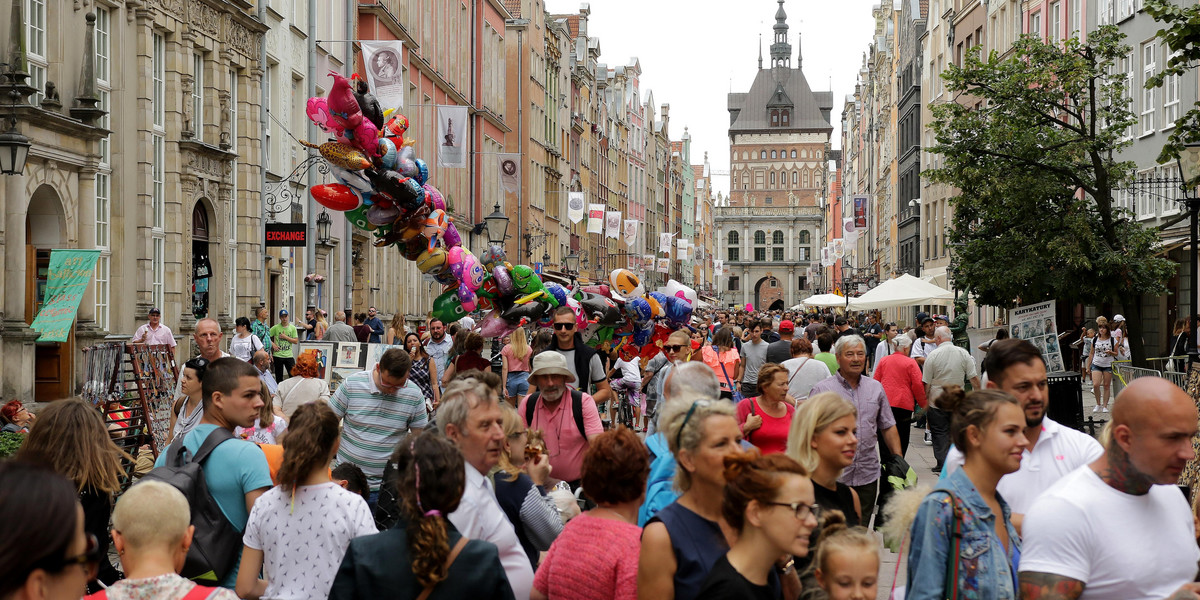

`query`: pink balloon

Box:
[424,184,446,211]
[745,303,754,311]
[327,71,362,130]
[442,222,462,248]
[306,97,332,132]
[351,119,380,157]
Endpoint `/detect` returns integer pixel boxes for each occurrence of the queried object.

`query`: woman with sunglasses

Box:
[95,481,239,600]
[17,399,131,593]
[641,399,789,600]
[167,357,208,443]
[404,332,440,410]
[0,461,99,600]
[698,451,820,599]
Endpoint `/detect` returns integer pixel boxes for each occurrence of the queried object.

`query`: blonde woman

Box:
[787,392,862,525]
[314,310,329,340]
[492,404,562,569]
[501,327,533,403]
[386,313,406,345]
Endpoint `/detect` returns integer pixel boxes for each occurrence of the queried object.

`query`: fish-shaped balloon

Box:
[301,140,371,170]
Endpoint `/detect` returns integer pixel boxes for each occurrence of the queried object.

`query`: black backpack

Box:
[524,389,587,438]
[139,427,241,584]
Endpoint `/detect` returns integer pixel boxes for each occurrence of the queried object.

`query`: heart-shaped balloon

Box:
[311,183,361,212]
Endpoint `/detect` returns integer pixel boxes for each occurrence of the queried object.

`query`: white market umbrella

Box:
[847,273,954,310]
[802,293,855,308]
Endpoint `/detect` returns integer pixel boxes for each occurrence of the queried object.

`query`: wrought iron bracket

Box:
[264,153,329,222]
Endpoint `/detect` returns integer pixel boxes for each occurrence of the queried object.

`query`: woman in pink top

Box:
[501,327,534,403]
[533,426,648,600]
[702,327,742,400]
[871,335,926,456]
[735,364,796,455]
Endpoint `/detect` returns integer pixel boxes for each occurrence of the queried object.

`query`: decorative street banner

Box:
[853,195,869,229]
[568,192,585,223]
[659,232,674,254]
[677,237,690,260]
[714,259,724,275]
[843,217,859,246]
[832,239,846,258]
[656,257,670,273]
[361,41,405,111]
[623,219,638,247]
[605,211,622,239]
[587,204,605,234]
[30,249,100,342]
[498,153,520,193]
[642,254,655,272]
[821,246,832,266]
[1009,300,1066,373]
[436,105,468,167]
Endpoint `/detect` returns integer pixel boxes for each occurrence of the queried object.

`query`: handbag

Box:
[416,536,470,600]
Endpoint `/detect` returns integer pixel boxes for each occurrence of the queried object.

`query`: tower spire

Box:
[758,34,763,69]
[770,0,793,69]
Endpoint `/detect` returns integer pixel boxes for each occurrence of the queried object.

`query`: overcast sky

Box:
[543,0,883,197]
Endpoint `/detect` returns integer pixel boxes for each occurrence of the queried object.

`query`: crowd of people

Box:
[4,304,1200,600]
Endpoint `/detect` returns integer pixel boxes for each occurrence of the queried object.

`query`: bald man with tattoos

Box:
[1018,377,1200,600]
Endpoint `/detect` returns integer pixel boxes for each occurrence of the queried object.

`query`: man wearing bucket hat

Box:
[517,352,603,491]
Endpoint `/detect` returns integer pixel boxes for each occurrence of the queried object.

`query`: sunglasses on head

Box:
[185,357,210,377]
[554,322,575,330]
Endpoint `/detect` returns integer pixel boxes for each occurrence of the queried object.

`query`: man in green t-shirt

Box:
[269,309,299,382]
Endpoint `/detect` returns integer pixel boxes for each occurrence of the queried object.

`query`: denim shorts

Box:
[506,371,530,397]
[1091,365,1112,373]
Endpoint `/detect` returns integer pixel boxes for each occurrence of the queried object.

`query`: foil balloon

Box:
[398,145,416,163]
[492,265,514,296]
[458,286,478,313]
[365,169,425,210]
[478,310,520,338]
[665,279,698,310]
[544,283,569,307]
[366,204,400,226]
[501,300,551,324]
[430,288,468,323]
[480,244,507,270]
[432,267,458,287]
[580,284,612,298]
[422,209,449,250]
[401,236,426,261]
[609,269,645,300]
[396,158,418,178]
[510,265,546,297]
[648,292,669,317]
[416,247,448,274]
[329,165,372,194]
[442,222,463,248]
[301,140,372,170]
[445,246,468,277]
[350,119,380,157]
[305,96,332,132]
[566,296,586,328]
[414,159,430,185]
[663,296,693,326]
[383,114,409,138]
[627,297,653,324]
[632,322,654,346]
[352,75,385,129]
[423,184,446,211]
[327,71,363,130]
[310,183,361,212]
[344,205,371,231]
[378,138,398,169]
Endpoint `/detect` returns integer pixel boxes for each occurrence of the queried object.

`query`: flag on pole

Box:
[605,211,621,239]
[623,219,638,247]
[499,153,520,193]
[659,232,674,254]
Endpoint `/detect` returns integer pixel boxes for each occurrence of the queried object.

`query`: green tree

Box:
[1145,0,1200,162]
[927,27,1175,365]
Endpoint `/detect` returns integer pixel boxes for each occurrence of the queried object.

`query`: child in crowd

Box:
[813,511,880,600]
[609,345,644,430]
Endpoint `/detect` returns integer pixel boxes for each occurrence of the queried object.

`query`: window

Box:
[729,277,740,291]
[1142,42,1156,135]
[790,150,797,158]
[772,230,784,244]
[193,53,205,139]
[25,0,46,105]
[792,171,798,185]
[94,172,110,331]
[1049,2,1061,41]
[803,171,810,187]
[781,111,789,126]
[265,65,274,172]
[153,135,164,229]
[228,69,239,312]
[754,230,766,245]
[1119,52,1134,139]
[1164,48,1180,128]
[1071,0,1081,36]
[1029,10,1041,36]
[754,248,767,262]
[772,247,784,261]
[153,237,164,312]
[728,230,739,246]
[728,247,740,261]
[771,150,777,159]
[760,150,767,159]
[769,172,775,186]
[153,33,165,128]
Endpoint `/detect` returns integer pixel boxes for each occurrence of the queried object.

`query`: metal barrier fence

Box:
[1112,356,1190,394]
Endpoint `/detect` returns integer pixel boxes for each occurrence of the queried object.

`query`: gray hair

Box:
[894,335,912,349]
[661,361,721,427]
[934,326,953,342]
[436,380,493,437]
[334,311,347,322]
[832,334,866,356]
[664,399,736,492]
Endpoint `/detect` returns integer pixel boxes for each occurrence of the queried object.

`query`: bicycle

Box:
[613,385,635,431]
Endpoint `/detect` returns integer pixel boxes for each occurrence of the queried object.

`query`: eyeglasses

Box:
[40,533,101,579]
[663,344,685,352]
[763,501,823,521]
[675,399,712,449]
[554,322,575,331]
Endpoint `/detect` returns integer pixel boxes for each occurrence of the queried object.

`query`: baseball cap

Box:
[279,309,289,316]
[916,311,933,325]
[1113,314,1125,322]
[779,319,795,332]
[148,307,161,315]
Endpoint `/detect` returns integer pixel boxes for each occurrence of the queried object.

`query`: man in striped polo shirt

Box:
[329,347,427,509]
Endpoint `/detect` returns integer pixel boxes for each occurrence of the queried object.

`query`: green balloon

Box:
[345,205,372,231]
[430,288,468,323]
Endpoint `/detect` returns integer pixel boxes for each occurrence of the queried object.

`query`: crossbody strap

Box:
[935,490,964,600]
[716,347,736,389]
[416,536,470,600]
[788,358,807,385]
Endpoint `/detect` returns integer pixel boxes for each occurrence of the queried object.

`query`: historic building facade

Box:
[717,0,829,310]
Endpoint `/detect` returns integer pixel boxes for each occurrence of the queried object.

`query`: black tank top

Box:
[813,480,860,526]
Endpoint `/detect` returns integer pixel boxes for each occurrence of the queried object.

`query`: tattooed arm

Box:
[1018,572,1084,600]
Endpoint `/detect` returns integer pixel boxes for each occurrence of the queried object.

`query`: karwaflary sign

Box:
[266,223,308,247]
[30,249,100,342]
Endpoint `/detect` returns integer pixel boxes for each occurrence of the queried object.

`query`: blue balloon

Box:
[664,296,693,326]
[415,158,430,185]
[628,297,652,323]
[545,283,569,307]
[378,138,398,169]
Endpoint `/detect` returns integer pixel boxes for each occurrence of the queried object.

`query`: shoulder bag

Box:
[416,536,470,600]
[716,346,743,401]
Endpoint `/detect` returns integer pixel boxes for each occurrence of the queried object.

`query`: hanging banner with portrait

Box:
[361,41,406,111]
[568,192,586,223]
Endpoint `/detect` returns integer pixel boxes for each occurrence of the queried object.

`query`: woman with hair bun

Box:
[906,386,1027,600]
[697,450,819,599]
[812,511,880,600]
[330,431,516,600]
[533,425,649,600]
[237,402,377,600]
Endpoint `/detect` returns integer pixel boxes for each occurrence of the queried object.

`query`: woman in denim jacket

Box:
[906,387,1029,599]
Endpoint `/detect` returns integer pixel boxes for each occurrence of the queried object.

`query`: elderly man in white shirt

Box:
[439,379,534,600]
[942,338,1102,528]
[922,326,980,472]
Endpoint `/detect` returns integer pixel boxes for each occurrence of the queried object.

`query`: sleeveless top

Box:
[813,480,860,526]
[409,357,434,401]
[648,502,730,600]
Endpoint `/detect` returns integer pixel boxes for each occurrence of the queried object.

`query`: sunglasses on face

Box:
[663,344,685,352]
[554,322,575,331]
[39,532,101,580]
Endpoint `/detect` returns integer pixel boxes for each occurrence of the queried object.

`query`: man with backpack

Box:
[150,357,273,589]
[517,351,603,492]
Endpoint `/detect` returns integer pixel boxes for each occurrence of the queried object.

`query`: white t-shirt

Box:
[243,482,377,600]
[614,357,641,382]
[229,333,265,363]
[781,356,832,400]
[1019,466,1200,599]
[1091,337,1118,368]
[234,415,289,445]
[943,416,1103,513]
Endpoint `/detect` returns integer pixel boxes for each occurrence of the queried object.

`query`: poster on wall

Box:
[1009,300,1066,373]
[853,195,869,229]
[361,41,405,111]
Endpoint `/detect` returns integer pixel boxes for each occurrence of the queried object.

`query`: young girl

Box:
[609,345,644,431]
[238,402,377,600]
[906,387,1027,600]
[812,512,880,600]
[235,385,288,444]
[1088,324,1118,413]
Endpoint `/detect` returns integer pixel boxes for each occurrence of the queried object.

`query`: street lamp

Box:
[0,90,30,176]
[484,201,509,245]
[1175,141,1200,366]
[564,252,580,274]
[316,210,332,245]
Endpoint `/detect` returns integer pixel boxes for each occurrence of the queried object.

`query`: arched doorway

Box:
[754,275,785,312]
[25,185,72,401]
[192,200,214,319]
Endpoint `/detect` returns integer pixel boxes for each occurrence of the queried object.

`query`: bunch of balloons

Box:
[303,71,701,352]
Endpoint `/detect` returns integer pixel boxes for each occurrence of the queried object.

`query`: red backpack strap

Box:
[183,585,216,600]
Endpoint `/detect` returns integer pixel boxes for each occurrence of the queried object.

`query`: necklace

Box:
[593,507,634,524]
